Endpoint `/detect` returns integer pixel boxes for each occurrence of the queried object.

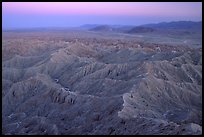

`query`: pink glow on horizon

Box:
[3,2,202,17]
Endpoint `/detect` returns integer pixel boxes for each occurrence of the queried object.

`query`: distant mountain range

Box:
[127,26,155,33]
[4,21,202,34]
[79,24,100,29]
[84,21,202,34]
[141,21,202,30]
[89,25,114,32]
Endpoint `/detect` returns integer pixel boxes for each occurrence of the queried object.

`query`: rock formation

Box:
[2,30,202,135]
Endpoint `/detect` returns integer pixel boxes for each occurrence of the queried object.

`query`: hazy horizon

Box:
[2,2,202,29]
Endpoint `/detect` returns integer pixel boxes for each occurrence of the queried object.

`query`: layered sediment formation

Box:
[2,31,202,135]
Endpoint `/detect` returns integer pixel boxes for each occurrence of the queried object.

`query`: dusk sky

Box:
[2,2,202,29]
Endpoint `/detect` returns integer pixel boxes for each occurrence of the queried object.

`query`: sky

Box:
[2,2,202,29]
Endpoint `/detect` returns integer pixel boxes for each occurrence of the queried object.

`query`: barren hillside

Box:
[2,30,202,135]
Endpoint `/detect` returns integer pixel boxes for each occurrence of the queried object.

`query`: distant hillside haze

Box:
[90,25,113,32]
[88,21,202,33]
[3,21,202,33]
[79,24,100,29]
[141,21,202,30]
[127,26,155,33]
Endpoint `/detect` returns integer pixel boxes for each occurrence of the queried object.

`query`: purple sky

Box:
[2,2,202,29]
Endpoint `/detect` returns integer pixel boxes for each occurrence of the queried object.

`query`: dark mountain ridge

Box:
[89,21,202,33]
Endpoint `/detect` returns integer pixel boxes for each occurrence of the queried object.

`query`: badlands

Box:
[2,29,202,135]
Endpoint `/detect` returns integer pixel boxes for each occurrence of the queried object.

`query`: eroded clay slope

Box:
[2,32,202,135]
